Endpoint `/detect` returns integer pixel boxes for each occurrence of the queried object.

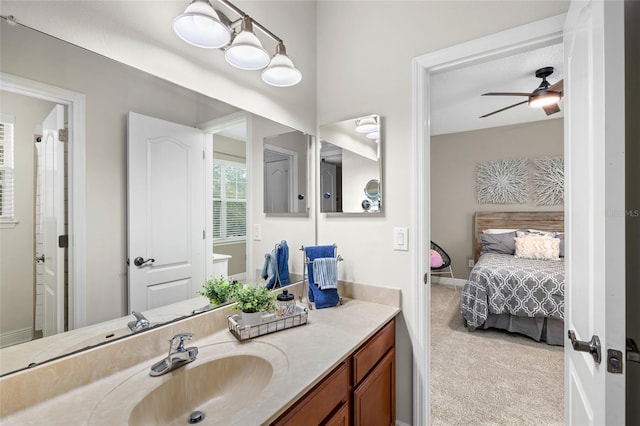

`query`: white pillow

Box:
[482,228,518,234]
[514,234,560,260]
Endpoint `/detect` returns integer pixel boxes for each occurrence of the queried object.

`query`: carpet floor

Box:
[430,284,564,426]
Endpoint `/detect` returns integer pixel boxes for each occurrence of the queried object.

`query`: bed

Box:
[461,211,565,345]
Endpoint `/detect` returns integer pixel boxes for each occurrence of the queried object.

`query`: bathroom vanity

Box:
[0,282,400,425]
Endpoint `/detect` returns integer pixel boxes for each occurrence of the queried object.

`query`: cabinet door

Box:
[353,349,395,426]
[324,401,350,426]
[272,362,349,426]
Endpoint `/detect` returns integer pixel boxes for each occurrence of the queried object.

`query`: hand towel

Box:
[304,245,340,308]
[275,240,291,287]
[313,257,337,290]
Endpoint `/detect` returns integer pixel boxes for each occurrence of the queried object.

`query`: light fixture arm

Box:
[217,0,282,44]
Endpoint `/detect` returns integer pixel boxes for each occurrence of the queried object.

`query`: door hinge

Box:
[58,235,69,248]
[627,338,640,363]
[423,273,428,284]
[58,128,68,142]
[203,150,205,160]
[203,230,205,240]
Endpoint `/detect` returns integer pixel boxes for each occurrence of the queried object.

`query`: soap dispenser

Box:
[276,289,295,317]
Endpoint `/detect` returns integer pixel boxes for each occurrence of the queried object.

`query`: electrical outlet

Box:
[468,258,475,268]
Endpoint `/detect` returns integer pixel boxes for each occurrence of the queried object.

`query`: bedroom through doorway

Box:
[427,39,565,424]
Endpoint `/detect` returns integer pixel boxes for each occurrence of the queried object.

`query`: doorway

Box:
[0,73,86,337]
[411,15,566,425]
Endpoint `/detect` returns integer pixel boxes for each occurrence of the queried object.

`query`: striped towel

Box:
[312,257,338,290]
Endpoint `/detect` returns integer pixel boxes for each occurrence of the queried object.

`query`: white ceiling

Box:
[430,43,564,136]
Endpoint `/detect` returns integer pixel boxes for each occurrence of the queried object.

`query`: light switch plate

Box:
[393,227,409,251]
[253,224,262,241]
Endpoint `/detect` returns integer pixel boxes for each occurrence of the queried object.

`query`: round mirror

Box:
[364,179,380,201]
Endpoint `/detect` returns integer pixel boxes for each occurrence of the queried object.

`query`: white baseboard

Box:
[0,327,32,349]
[396,420,412,426]
[431,276,467,287]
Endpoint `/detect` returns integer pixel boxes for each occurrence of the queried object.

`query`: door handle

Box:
[568,330,601,364]
[133,257,155,267]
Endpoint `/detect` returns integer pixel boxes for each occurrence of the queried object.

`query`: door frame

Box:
[411,14,565,425]
[0,72,87,329]
[198,111,253,280]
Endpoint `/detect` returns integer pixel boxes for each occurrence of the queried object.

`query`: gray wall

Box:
[625,0,640,423]
[430,119,564,279]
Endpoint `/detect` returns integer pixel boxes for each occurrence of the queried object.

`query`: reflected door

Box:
[128,112,206,312]
[41,105,65,337]
[264,153,290,213]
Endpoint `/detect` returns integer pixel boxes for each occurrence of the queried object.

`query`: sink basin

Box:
[130,355,272,425]
[88,341,288,426]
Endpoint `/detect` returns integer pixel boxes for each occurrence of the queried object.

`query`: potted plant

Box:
[197,276,236,307]
[233,284,276,325]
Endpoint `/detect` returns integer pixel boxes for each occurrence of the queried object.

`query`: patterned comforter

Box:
[461,253,565,328]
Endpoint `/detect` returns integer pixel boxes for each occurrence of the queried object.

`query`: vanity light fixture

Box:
[355,116,379,134]
[174,0,302,87]
[262,42,303,87]
[366,131,380,140]
[224,15,270,70]
[173,0,231,48]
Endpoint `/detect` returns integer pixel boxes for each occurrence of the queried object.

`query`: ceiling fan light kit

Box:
[174,0,302,87]
[480,66,563,118]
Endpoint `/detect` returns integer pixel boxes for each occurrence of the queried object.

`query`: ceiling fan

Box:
[480,66,564,118]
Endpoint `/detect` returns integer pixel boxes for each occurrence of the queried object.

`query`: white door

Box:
[41,105,65,337]
[128,112,206,312]
[564,0,626,423]
[320,161,337,212]
[264,152,290,213]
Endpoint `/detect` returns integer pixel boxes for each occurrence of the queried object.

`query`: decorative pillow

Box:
[514,234,560,260]
[479,231,517,255]
[482,228,517,234]
[430,249,444,268]
[556,232,565,257]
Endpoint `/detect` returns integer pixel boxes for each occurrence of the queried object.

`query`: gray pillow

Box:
[479,231,517,255]
[557,233,565,257]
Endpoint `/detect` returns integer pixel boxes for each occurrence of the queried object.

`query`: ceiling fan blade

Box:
[542,103,561,116]
[479,100,529,118]
[548,79,564,93]
[482,92,532,97]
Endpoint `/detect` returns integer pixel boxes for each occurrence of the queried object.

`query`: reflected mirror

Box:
[0,18,311,375]
[263,131,310,215]
[319,114,382,214]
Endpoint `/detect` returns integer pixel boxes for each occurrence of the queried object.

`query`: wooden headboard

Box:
[473,211,564,261]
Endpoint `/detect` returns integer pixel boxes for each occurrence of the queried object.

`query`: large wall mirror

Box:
[319,115,383,214]
[0,18,312,375]
[263,131,310,215]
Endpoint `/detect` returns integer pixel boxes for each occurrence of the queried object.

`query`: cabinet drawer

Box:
[352,318,395,385]
[273,362,349,426]
[324,401,350,426]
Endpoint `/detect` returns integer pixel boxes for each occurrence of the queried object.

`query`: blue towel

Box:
[266,240,291,289]
[313,258,337,290]
[262,251,275,281]
[305,245,340,308]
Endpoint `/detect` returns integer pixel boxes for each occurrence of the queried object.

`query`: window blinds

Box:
[213,160,246,241]
[0,117,15,221]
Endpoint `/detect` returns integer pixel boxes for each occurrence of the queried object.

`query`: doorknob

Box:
[133,257,155,267]
[568,330,601,364]
[628,338,640,363]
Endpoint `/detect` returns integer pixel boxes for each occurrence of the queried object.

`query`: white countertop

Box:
[0,284,400,425]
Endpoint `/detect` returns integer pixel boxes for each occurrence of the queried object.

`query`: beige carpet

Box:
[430,284,564,426]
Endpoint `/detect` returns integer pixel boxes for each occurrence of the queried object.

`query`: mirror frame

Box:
[319,114,383,216]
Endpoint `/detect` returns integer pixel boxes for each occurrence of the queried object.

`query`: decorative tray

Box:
[227,305,309,341]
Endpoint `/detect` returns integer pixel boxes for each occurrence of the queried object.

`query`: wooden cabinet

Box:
[271,317,395,426]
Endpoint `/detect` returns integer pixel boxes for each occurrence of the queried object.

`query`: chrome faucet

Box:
[149,333,199,377]
[127,311,150,332]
